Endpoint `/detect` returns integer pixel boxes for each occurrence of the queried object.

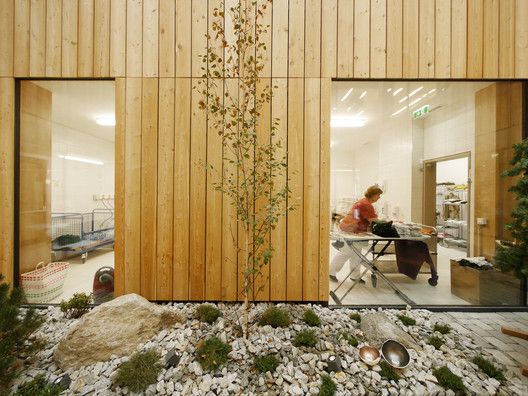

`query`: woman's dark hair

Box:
[364,185,383,199]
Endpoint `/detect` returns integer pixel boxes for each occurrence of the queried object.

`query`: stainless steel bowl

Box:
[359,346,381,366]
[381,339,411,368]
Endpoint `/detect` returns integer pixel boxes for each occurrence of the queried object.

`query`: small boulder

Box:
[360,312,421,351]
[54,294,182,369]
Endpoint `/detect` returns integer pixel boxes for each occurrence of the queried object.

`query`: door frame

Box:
[422,151,472,257]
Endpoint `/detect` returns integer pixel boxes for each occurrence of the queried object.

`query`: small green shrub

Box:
[379,360,400,381]
[338,331,359,347]
[433,324,451,335]
[60,293,92,319]
[113,349,163,393]
[318,374,337,396]
[254,354,280,373]
[349,313,361,323]
[195,304,222,324]
[397,314,416,326]
[258,306,291,328]
[196,336,232,371]
[13,374,64,396]
[427,335,444,350]
[472,356,505,382]
[0,274,45,394]
[302,309,321,327]
[293,329,318,348]
[433,366,466,394]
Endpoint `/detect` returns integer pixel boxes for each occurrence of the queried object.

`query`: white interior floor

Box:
[50,249,114,303]
[329,243,471,306]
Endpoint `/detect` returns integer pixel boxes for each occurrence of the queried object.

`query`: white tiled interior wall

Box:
[51,123,115,214]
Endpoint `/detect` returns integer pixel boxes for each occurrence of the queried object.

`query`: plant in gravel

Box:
[302,309,321,327]
[397,314,416,326]
[433,366,466,394]
[196,336,232,372]
[427,335,444,350]
[258,306,291,328]
[196,0,292,339]
[379,360,400,381]
[349,313,361,323]
[113,349,163,393]
[195,304,222,324]
[433,323,451,335]
[13,374,64,396]
[60,292,92,319]
[318,374,337,396]
[472,356,506,382]
[0,274,45,394]
[338,331,359,347]
[254,354,280,373]
[293,329,318,348]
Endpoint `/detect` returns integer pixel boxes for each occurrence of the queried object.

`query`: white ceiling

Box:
[33,80,115,142]
[331,81,492,148]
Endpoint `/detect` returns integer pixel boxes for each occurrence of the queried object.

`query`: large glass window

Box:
[329,81,525,306]
[18,80,115,304]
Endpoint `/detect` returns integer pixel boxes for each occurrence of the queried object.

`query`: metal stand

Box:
[330,239,416,306]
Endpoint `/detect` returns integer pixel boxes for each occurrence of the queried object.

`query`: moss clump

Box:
[302,309,321,327]
[433,366,466,394]
[379,360,400,381]
[397,314,416,326]
[427,335,444,350]
[196,336,232,371]
[195,304,222,324]
[254,354,280,373]
[14,374,64,396]
[293,329,318,348]
[349,313,361,323]
[338,331,359,347]
[318,374,337,396]
[113,349,163,393]
[472,356,506,382]
[433,324,451,335]
[60,293,92,319]
[258,306,291,328]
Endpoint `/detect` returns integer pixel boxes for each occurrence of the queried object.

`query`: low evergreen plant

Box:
[254,354,280,373]
[258,307,291,328]
[397,314,416,326]
[0,274,44,394]
[196,336,231,371]
[338,331,359,347]
[349,313,361,323]
[427,335,444,350]
[293,329,318,348]
[472,356,505,382]
[113,349,163,393]
[433,366,466,394]
[433,324,451,335]
[60,293,92,319]
[379,361,400,381]
[318,374,337,396]
[302,309,321,327]
[13,374,64,396]
[195,304,222,324]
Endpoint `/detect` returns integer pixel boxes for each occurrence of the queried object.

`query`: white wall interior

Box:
[34,81,115,215]
[331,81,490,245]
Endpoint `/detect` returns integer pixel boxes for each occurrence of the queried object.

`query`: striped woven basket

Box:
[20,261,70,303]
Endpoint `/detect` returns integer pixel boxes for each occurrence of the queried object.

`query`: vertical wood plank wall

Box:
[1,0,527,301]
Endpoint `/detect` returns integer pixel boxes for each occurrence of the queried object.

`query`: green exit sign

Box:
[412,105,430,119]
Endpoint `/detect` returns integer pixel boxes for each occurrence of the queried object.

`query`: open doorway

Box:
[423,153,471,258]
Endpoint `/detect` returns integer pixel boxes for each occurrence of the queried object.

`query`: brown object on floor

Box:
[501,326,528,340]
[450,260,523,305]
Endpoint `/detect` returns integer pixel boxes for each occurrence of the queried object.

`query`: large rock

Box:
[54,293,182,369]
[360,312,421,351]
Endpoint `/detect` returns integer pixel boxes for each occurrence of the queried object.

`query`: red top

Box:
[339,198,377,233]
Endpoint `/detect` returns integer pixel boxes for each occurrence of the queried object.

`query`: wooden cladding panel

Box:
[2,1,528,303]
[0,78,14,286]
[1,0,527,79]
